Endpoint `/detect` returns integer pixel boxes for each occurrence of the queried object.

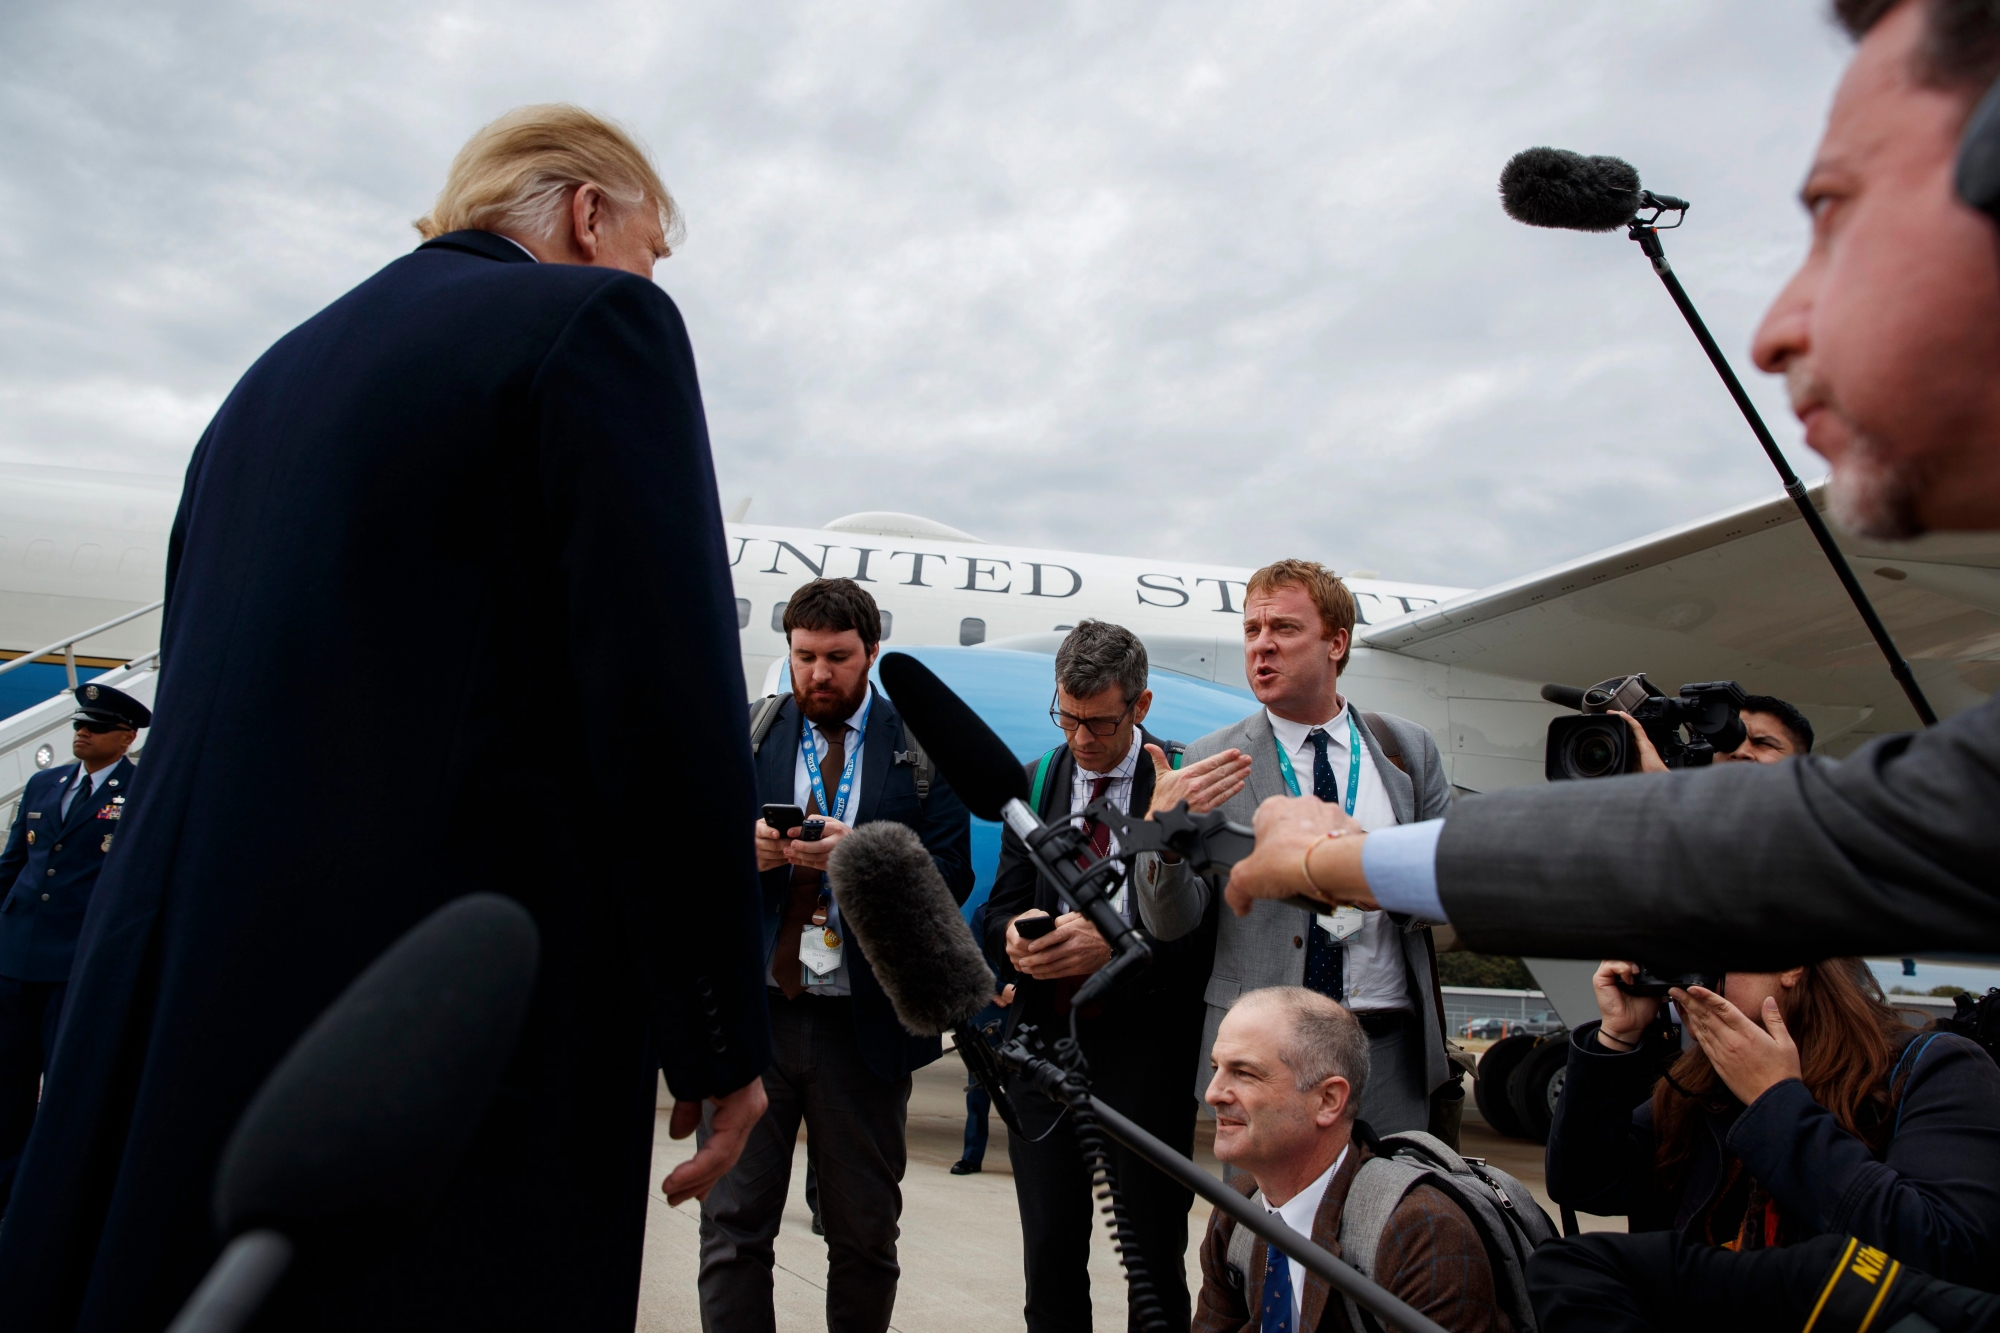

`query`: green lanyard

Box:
[1272,715,1362,817]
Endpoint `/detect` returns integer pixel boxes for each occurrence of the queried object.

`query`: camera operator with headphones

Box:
[1217,0,2000,1326]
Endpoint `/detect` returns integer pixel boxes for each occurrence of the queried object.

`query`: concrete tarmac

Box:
[642,1058,1617,1331]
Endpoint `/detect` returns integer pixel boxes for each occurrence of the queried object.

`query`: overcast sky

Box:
[0,0,1851,588]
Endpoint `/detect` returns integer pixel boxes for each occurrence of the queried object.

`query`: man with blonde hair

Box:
[1137,560,1455,1138]
[0,105,771,1331]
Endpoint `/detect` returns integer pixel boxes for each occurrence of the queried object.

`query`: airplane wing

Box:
[1358,482,2000,790]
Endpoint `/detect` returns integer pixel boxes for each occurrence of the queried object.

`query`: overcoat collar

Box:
[415,229,537,265]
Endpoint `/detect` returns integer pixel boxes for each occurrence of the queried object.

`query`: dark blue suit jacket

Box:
[0,230,771,1332]
[0,758,136,983]
[756,686,974,1082]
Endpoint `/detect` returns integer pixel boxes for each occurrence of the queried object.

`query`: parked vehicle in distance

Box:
[1459,1017,1509,1039]
[1519,1011,1565,1036]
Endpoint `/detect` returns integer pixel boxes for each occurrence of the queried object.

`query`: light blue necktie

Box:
[1261,1241,1294,1333]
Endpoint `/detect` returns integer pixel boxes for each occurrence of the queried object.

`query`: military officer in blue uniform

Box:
[0,681,149,1211]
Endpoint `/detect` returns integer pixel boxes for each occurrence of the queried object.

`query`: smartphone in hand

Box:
[762,803,807,834]
[1014,913,1058,941]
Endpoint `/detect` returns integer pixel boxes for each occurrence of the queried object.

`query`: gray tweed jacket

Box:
[1134,704,1454,1101]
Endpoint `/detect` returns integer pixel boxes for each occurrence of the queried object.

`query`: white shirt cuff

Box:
[1359,819,1447,922]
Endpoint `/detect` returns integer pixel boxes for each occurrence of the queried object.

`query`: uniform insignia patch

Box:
[101,834,113,853]
[86,685,99,700]
[25,831,33,845]
[26,811,38,819]
[96,806,120,820]
[112,795,124,805]
[108,779,119,787]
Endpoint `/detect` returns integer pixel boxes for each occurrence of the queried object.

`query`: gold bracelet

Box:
[1300,830,1349,900]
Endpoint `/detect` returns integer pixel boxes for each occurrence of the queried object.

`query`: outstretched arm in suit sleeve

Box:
[1435,699,2000,967]
[533,274,771,1103]
[1134,854,1211,942]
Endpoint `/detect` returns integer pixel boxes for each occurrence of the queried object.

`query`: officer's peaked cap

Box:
[71,682,151,730]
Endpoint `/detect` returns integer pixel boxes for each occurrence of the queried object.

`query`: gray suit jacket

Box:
[1134,705,1454,1101]
[1435,691,2000,969]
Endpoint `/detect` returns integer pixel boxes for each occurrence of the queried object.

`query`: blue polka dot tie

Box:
[1301,728,1344,1004]
[1261,1240,1294,1333]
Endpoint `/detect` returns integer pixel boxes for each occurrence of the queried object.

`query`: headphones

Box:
[1955,76,2000,218]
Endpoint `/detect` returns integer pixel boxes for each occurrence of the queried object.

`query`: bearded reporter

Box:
[1223,0,2000,972]
[0,106,771,1331]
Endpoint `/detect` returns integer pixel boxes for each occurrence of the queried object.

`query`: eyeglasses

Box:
[73,721,127,735]
[1049,694,1135,738]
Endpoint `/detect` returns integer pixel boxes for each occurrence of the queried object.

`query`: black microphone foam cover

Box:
[829,820,995,1037]
[1540,683,1587,710]
[878,652,1029,821]
[1500,147,1642,232]
[213,893,540,1238]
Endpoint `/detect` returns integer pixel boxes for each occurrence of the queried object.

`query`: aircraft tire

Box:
[1505,1035,1570,1144]
[1472,1034,1536,1139]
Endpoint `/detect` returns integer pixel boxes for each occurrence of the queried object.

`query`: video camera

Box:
[1541,674,1748,780]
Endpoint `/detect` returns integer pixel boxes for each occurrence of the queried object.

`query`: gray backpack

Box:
[1223,1127,1556,1333]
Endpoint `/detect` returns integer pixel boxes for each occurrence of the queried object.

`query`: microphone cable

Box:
[1054,1009,1170,1333]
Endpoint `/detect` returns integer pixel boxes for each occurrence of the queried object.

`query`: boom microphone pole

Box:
[1499,146,1939,727]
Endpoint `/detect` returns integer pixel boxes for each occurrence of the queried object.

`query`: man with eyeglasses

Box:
[0,681,149,1214]
[982,619,1213,1333]
[1135,559,1457,1139]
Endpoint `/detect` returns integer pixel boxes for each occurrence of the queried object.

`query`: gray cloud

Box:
[0,0,1849,587]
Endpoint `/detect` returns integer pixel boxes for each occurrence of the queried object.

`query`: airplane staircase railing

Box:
[0,598,164,690]
[0,600,165,822]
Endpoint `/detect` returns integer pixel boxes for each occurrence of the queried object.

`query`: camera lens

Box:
[1572,730,1621,779]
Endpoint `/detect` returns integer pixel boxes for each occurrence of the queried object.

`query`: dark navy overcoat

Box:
[0,757,137,982]
[0,230,772,1331]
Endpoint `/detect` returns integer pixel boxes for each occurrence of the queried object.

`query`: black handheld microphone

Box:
[877,652,1151,1011]
[166,893,541,1333]
[829,820,1023,1134]
[1498,144,1938,729]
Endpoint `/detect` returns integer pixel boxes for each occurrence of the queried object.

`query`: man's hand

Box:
[1222,795,1373,916]
[1593,961,1661,1047]
[782,817,850,872]
[1006,910,1113,979]
[1146,745,1251,816]
[753,820,791,873]
[994,983,1017,1008]
[1611,712,1670,774]
[661,1076,769,1207]
[1674,985,1801,1106]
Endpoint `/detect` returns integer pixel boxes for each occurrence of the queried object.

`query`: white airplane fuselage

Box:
[0,466,1465,707]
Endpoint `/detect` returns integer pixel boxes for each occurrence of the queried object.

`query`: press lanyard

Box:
[801,691,871,825]
[1272,712,1361,817]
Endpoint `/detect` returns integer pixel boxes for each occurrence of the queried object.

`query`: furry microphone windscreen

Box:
[829,820,996,1037]
[212,893,540,1238]
[878,652,1028,822]
[1499,147,1642,232]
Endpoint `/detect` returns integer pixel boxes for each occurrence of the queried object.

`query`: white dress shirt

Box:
[1067,736,1144,920]
[1262,1146,1347,1327]
[1266,704,1411,1013]
[773,691,872,997]
[499,235,539,262]
[60,763,113,819]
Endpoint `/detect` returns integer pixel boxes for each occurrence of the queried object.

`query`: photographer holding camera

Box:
[1611,693,1815,773]
[1543,960,2000,1296]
